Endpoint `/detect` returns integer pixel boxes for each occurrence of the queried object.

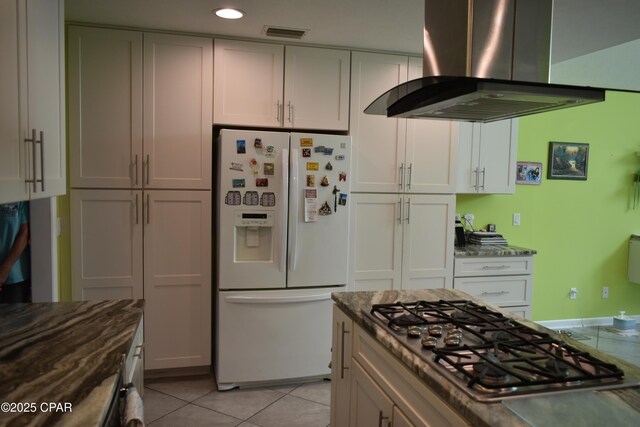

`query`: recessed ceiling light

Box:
[213,8,245,20]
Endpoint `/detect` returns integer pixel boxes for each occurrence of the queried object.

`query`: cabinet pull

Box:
[398,164,404,189]
[481,290,510,296]
[134,155,139,186]
[135,194,139,225]
[405,198,411,224]
[340,321,350,379]
[481,265,510,270]
[473,167,480,190]
[407,163,413,189]
[146,194,150,225]
[480,167,486,191]
[287,101,294,123]
[37,131,44,192]
[133,344,144,358]
[276,100,282,123]
[397,199,403,224]
[144,154,150,185]
[24,129,37,192]
[378,411,391,427]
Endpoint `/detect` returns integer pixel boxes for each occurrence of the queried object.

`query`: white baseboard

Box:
[536,314,639,330]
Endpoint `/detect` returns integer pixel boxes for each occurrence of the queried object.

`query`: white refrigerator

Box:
[216,129,351,389]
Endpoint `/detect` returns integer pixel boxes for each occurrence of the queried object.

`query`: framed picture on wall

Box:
[516,161,543,185]
[547,142,589,180]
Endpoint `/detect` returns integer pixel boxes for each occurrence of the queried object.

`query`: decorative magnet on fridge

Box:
[254,138,263,150]
[300,138,313,147]
[320,176,330,186]
[264,163,274,175]
[302,148,312,158]
[325,162,333,170]
[306,175,315,187]
[265,145,276,157]
[339,172,347,181]
[236,140,246,154]
[319,201,332,215]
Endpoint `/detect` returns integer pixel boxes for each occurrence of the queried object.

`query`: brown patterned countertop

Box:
[332,289,640,427]
[0,299,144,426]
[455,244,537,257]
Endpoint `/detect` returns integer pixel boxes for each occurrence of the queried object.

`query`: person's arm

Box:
[0,223,29,286]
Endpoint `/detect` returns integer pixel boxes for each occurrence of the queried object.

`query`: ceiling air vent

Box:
[263,26,308,39]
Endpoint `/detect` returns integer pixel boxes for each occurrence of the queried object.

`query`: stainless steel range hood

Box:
[365,0,606,123]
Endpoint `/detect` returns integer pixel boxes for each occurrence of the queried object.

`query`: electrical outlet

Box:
[463,213,474,226]
[513,212,521,226]
[570,287,578,300]
[602,286,609,299]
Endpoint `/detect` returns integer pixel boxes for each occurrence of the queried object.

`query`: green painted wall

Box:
[457,91,640,321]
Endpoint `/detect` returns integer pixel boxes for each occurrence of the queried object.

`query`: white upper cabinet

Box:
[0,0,65,203]
[350,53,457,194]
[214,39,350,130]
[457,119,519,194]
[68,26,143,189]
[144,33,213,190]
[68,28,212,190]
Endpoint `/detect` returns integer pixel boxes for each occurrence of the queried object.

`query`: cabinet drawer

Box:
[453,275,532,307]
[454,256,533,277]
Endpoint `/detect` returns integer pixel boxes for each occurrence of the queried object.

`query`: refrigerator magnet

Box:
[243,191,259,205]
[249,158,258,167]
[260,192,276,207]
[264,163,274,175]
[306,175,315,187]
[314,145,325,153]
[230,162,244,171]
[304,189,318,222]
[339,172,347,181]
[302,148,312,158]
[319,201,332,215]
[325,162,333,170]
[232,178,245,188]
[265,145,276,157]
[320,176,330,186]
[225,191,241,205]
[306,162,319,171]
[254,138,263,150]
[323,147,334,155]
[339,193,348,206]
[256,178,269,187]
[236,140,246,154]
[300,138,313,147]
[335,154,345,160]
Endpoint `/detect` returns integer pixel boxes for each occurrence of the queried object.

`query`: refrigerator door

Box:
[216,287,336,389]
[287,133,352,287]
[217,129,290,290]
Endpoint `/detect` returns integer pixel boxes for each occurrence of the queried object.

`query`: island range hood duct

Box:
[365,0,606,123]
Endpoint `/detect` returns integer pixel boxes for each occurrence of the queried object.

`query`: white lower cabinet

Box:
[348,193,455,291]
[331,306,469,427]
[125,316,144,393]
[71,189,211,370]
[453,256,534,319]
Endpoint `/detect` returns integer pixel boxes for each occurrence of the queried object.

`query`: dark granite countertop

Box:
[0,299,144,426]
[455,244,537,257]
[332,289,640,427]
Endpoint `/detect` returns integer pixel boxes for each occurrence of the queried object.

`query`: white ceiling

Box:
[66,0,640,63]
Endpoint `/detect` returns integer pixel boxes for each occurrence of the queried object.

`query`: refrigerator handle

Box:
[280,148,289,273]
[289,148,299,272]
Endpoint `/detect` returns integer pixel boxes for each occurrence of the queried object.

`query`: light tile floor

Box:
[144,376,331,427]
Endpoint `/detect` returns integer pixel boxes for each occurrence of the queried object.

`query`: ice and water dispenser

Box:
[234,212,275,262]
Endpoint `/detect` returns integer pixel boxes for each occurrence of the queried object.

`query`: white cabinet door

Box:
[350,361,395,427]
[144,190,211,369]
[0,0,28,203]
[284,46,350,130]
[68,26,143,188]
[350,52,408,193]
[405,57,458,194]
[331,305,353,427]
[457,119,518,194]
[402,195,455,289]
[349,193,403,291]
[0,0,64,203]
[144,33,212,190]
[214,39,284,127]
[71,189,143,301]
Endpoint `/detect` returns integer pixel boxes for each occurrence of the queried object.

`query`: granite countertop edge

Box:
[454,244,537,257]
[331,289,640,427]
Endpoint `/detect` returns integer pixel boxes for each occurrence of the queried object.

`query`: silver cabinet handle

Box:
[481,290,510,296]
[287,101,294,123]
[398,163,404,189]
[24,129,37,192]
[407,163,413,190]
[146,193,150,225]
[480,167,486,191]
[378,411,391,427]
[37,131,44,192]
[340,321,350,379]
[481,265,510,270]
[135,194,139,225]
[474,167,480,191]
[276,100,282,123]
[134,155,139,186]
[144,154,150,186]
[405,198,411,224]
[397,199,403,224]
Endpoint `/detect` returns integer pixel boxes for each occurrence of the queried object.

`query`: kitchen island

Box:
[0,299,144,426]
[331,289,640,427]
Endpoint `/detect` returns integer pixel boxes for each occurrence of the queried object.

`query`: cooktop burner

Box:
[365,300,639,402]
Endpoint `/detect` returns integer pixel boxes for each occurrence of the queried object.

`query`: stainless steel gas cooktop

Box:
[365,300,640,402]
